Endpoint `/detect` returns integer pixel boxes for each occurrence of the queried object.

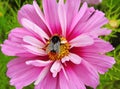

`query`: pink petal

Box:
[68,53,82,64]
[50,61,62,77]
[72,60,99,88]
[68,7,95,40]
[1,40,26,56]
[61,56,70,63]
[89,28,112,38]
[81,53,115,74]
[21,18,49,41]
[8,28,34,40]
[35,72,58,89]
[78,10,108,33]
[79,38,114,53]
[26,60,52,67]
[1,28,35,56]
[66,68,86,89]
[59,67,86,89]
[61,53,82,64]
[18,4,50,35]
[61,66,69,80]
[69,8,108,40]
[70,2,88,31]
[33,1,53,35]
[59,70,69,89]
[16,52,36,57]
[69,34,94,47]
[23,45,46,56]
[23,36,45,48]
[58,0,67,37]
[81,0,102,4]
[65,0,81,30]
[34,65,50,85]
[7,58,41,89]
[42,0,61,34]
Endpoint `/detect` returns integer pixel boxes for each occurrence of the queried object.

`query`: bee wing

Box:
[46,41,60,53]
[53,42,60,53]
[46,43,52,53]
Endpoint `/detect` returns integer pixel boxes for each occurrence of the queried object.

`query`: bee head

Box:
[51,35,61,44]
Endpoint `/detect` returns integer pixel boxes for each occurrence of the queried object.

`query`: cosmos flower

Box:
[81,0,102,4]
[1,0,115,89]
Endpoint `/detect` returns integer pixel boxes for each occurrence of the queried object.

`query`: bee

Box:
[46,35,69,60]
[47,35,61,54]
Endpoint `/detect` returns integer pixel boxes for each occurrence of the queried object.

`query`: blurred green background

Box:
[0,0,120,89]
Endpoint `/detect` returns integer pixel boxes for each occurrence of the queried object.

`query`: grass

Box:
[0,0,120,89]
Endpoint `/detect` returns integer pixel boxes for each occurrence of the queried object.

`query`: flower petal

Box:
[67,68,86,89]
[69,34,94,47]
[69,8,108,40]
[50,61,62,77]
[58,0,67,37]
[68,7,95,40]
[61,66,69,80]
[68,53,82,64]
[89,28,112,38]
[1,28,34,56]
[26,60,52,67]
[59,67,86,89]
[81,0,102,4]
[35,72,58,89]
[7,58,41,89]
[78,38,114,53]
[61,56,70,63]
[18,4,50,35]
[8,28,34,40]
[65,0,81,29]
[23,36,45,48]
[21,18,49,40]
[23,45,46,56]
[34,65,50,85]
[81,53,115,74]
[33,1,53,35]
[78,10,108,33]
[1,40,26,56]
[42,0,61,34]
[70,2,88,31]
[59,70,69,89]
[72,60,99,88]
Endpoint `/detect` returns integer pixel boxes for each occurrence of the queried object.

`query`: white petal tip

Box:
[61,57,69,63]
[61,60,65,63]
[69,53,82,64]
[52,73,57,78]
[25,61,30,65]
[34,81,39,85]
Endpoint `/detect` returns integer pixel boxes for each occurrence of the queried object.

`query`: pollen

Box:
[45,35,70,61]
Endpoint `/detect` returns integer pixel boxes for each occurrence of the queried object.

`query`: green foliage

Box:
[96,0,120,89]
[0,0,120,89]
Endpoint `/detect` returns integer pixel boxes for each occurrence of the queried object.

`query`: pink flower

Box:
[1,0,115,89]
[81,0,102,4]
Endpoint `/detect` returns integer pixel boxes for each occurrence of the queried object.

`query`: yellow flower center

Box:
[45,35,70,61]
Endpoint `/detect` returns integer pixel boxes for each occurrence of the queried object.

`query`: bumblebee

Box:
[48,35,61,53]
